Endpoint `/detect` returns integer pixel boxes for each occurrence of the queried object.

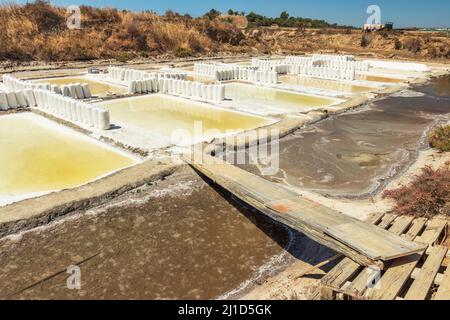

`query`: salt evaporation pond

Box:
[225,82,337,113]
[0,113,136,198]
[97,95,273,144]
[229,76,450,197]
[36,77,128,96]
[279,75,376,93]
[0,170,292,299]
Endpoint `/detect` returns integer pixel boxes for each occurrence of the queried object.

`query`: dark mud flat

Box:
[230,76,450,198]
[0,169,290,300]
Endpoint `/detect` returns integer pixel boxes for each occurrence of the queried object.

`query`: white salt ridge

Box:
[390,89,426,98]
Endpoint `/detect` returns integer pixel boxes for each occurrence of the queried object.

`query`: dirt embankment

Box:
[242,28,450,62]
[1,2,450,67]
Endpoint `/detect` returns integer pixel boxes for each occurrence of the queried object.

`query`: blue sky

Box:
[10,0,450,28]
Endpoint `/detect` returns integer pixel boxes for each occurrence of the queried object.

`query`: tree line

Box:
[204,9,353,29]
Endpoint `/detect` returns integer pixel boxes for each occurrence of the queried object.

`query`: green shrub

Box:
[115,52,133,62]
[174,47,193,58]
[429,125,450,152]
[394,38,402,50]
[403,37,422,53]
[360,34,372,47]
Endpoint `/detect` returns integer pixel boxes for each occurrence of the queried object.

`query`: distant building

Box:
[385,22,394,30]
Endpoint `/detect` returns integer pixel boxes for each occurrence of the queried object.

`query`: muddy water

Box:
[0,170,290,300]
[225,83,336,113]
[231,76,450,197]
[0,113,135,196]
[417,75,450,97]
[98,95,272,144]
[36,77,128,96]
[279,75,375,93]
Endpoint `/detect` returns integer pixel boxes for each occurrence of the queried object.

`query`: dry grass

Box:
[0,1,236,61]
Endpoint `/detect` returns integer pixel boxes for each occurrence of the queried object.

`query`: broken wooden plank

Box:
[186,154,426,267]
[320,214,384,295]
[370,253,424,300]
[344,215,416,298]
[403,218,428,241]
[434,264,450,300]
[367,216,427,300]
[368,212,386,226]
[388,216,415,236]
[320,258,363,298]
[266,198,423,261]
[404,245,448,300]
[415,219,447,245]
[367,217,448,300]
[411,268,444,285]
[378,214,397,229]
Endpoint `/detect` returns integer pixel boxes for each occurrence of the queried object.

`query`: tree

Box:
[204,8,221,20]
[280,11,289,20]
[227,9,234,15]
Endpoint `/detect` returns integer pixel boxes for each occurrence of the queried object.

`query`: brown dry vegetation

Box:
[247,28,450,60]
[1,1,450,62]
[0,1,240,61]
[382,163,450,218]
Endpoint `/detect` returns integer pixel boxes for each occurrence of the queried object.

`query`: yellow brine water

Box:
[356,75,404,83]
[225,82,337,112]
[279,75,376,93]
[0,113,136,195]
[97,95,273,143]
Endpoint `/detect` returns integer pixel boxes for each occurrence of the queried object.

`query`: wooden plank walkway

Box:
[184,154,426,268]
[317,214,449,300]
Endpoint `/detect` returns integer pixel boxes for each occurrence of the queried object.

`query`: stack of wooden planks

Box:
[316,213,449,300]
[184,154,426,268]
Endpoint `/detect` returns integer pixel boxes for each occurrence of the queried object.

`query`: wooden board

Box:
[185,154,426,267]
[369,253,423,300]
[344,215,417,298]
[405,245,448,300]
[415,219,447,245]
[366,216,426,300]
[391,219,447,300]
[434,264,450,300]
[319,213,384,299]
[403,218,428,241]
